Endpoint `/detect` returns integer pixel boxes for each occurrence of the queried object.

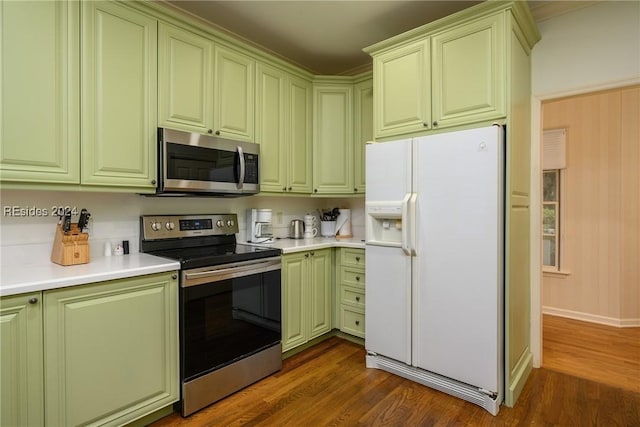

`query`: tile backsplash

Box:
[0,189,364,264]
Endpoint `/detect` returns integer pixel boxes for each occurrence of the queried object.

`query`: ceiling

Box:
[163,1,599,75]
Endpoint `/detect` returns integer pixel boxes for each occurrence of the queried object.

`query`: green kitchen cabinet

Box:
[1,293,44,427]
[312,81,353,194]
[367,11,506,138]
[430,13,505,129]
[43,272,179,426]
[281,249,332,352]
[0,0,80,184]
[371,39,431,139]
[337,248,366,338]
[214,45,255,142]
[81,1,158,191]
[158,22,214,134]
[257,62,312,194]
[287,76,314,193]
[353,77,373,194]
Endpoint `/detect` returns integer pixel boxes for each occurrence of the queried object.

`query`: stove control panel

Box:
[141,214,239,240]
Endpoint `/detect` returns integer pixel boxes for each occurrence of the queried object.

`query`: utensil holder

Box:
[320,221,336,237]
[51,223,90,266]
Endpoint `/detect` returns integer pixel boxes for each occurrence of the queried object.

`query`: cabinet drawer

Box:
[341,267,365,289]
[341,249,364,267]
[340,307,365,338]
[341,287,365,309]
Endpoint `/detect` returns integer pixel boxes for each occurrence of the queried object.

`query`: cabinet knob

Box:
[356,276,360,281]
[310,252,315,256]
[423,122,429,127]
[172,274,177,280]
[354,188,358,192]
[207,129,213,134]
[29,297,38,304]
[151,179,157,185]
[305,253,309,258]
[288,187,292,191]
[282,187,287,191]
[314,189,318,193]
[355,256,360,262]
[432,121,438,127]
[355,320,360,326]
[215,130,221,135]
[355,296,360,302]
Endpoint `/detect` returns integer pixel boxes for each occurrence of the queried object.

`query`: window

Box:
[542,128,566,272]
[542,170,559,269]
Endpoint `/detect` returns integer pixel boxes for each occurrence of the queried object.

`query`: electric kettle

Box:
[290,219,304,239]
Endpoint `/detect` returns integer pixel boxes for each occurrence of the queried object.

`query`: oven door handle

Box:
[183,258,281,287]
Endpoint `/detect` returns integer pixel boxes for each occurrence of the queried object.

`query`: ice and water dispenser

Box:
[366,200,405,247]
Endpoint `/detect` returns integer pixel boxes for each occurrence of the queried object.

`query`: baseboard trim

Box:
[543,306,640,327]
[504,349,533,408]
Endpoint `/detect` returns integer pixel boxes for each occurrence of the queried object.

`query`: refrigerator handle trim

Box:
[409,193,418,256]
[401,193,411,255]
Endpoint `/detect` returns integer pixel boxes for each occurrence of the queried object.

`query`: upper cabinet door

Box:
[287,76,313,193]
[81,1,157,191]
[353,78,373,194]
[431,13,505,129]
[313,84,353,194]
[256,62,287,192]
[158,23,213,134]
[0,1,80,184]
[373,39,430,139]
[214,46,255,142]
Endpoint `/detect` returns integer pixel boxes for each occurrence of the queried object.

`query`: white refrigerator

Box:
[364,125,504,415]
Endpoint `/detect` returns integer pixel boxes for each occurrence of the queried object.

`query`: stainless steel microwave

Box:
[157,128,259,196]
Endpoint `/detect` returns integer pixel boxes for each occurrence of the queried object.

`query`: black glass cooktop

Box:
[150,243,281,270]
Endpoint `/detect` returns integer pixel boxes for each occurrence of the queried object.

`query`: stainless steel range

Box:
[140,214,282,417]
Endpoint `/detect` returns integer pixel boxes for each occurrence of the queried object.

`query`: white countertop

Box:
[245,236,365,254]
[0,253,180,297]
[0,237,365,297]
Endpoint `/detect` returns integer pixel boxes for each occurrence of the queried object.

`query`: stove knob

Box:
[151,221,161,231]
[165,221,175,231]
[226,220,234,227]
[216,220,224,228]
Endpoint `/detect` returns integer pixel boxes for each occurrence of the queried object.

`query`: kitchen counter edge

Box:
[0,253,181,297]
[246,237,365,254]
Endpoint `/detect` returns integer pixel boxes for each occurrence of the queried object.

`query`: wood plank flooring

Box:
[151,331,640,426]
[542,313,640,392]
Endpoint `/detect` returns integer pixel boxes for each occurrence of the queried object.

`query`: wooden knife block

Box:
[51,223,90,266]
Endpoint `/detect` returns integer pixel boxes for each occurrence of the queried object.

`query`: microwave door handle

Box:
[237,146,245,189]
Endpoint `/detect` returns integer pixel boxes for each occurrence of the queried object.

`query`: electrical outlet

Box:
[275,211,283,225]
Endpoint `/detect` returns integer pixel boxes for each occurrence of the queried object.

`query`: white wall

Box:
[529,0,640,364]
[532,1,640,97]
[0,189,364,265]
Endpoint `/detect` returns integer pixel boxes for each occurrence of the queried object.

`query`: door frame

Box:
[529,76,640,369]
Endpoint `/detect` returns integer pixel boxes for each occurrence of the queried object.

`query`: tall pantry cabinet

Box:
[364,0,540,407]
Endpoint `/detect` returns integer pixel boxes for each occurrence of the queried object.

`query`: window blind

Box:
[543,128,566,170]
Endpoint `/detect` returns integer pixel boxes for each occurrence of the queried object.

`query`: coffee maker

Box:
[246,209,274,243]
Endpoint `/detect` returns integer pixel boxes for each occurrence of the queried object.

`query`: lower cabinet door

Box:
[308,249,332,339]
[44,272,178,426]
[0,293,43,427]
[281,253,307,352]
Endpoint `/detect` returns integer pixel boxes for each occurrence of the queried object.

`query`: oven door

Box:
[180,257,281,383]
[159,127,259,195]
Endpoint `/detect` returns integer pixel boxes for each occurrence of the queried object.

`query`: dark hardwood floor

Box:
[151,333,640,426]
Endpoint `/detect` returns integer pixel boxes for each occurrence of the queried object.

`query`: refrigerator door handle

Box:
[409,193,418,256]
[401,193,412,255]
